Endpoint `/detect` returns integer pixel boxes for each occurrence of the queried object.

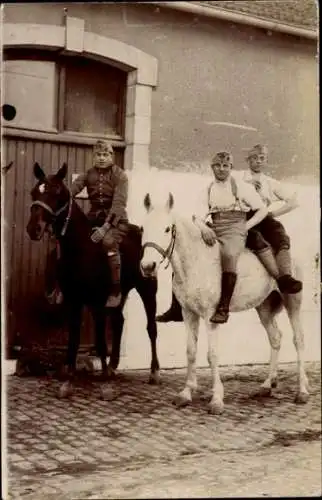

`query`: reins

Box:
[142,224,176,269]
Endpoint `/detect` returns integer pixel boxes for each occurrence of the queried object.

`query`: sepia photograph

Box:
[1,1,320,498]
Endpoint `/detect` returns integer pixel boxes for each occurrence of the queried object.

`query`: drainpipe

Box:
[152,1,318,40]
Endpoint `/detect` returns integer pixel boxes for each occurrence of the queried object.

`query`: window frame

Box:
[3,48,127,143]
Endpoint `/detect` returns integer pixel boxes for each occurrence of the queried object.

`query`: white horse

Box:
[140,191,309,414]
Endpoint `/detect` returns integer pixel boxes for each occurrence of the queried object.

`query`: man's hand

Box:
[192,215,217,246]
[91,223,110,243]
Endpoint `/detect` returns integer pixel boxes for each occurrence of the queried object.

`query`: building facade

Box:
[2,2,318,359]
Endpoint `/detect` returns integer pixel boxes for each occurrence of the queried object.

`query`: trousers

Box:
[209,211,247,272]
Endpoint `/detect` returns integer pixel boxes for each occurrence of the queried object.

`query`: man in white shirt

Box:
[205,151,268,323]
[241,144,302,294]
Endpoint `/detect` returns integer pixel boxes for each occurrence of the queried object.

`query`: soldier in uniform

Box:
[70,139,129,308]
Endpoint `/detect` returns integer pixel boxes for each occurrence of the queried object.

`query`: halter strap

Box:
[142,224,176,269]
[30,193,72,237]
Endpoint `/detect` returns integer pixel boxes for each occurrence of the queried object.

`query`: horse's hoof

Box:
[99,385,119,401]
[148,371,161,385]
[208,400,224,415]
[294,392,309,404]
[271,379,278,389]
[106,365,117,379]
[58,381,73,399]
[251,387,272,399]
[173,394,191,408]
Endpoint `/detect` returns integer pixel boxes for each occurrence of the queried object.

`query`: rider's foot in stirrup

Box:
[105,292,122,308]
[209,307,229,324]
[277,275,303,294]
[156,307,183,322]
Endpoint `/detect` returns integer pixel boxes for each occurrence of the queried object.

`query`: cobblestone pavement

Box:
[4,362,321,499]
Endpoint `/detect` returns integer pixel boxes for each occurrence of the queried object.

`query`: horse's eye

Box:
[165,226,170,233]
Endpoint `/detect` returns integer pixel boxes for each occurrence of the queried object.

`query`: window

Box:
[3,51,126,140]
[3,60,57,131]
[64,57,126,136]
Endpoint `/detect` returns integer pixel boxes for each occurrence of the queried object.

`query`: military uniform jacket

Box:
[71,165,128,227]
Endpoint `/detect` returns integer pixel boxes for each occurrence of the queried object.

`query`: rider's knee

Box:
[271,235,291,255]
[246,230,269,252]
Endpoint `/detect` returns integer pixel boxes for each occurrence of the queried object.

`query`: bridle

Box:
[141,224,176,269]
[30,191,73,237]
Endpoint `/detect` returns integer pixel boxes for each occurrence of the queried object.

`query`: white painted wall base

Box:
[119,287,320,371]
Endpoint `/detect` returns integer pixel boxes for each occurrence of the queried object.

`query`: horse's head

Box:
[140,191,175,277]
[27,162,70,240]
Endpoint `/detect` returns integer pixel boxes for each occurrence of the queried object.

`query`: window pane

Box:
[64,58,126,136]
[3,60,56,131]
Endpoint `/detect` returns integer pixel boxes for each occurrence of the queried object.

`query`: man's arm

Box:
[70,173,87,197]
[246,206,268,231]
[105,168,128,227]
[268,178,299,218]
[241,182,268,231]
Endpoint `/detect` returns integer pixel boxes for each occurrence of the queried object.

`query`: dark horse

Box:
[26,162,160,398]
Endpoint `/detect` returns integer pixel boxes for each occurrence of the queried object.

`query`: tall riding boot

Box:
[156,291,183,322]
[275,248,302,294]
[210,272,237,324]
[105,252,122,308]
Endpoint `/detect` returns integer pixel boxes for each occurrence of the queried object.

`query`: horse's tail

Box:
[267,289,284,314]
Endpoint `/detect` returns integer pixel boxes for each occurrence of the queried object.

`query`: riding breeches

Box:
[209,211,247,272]
[101,222,129,252]
[246,212,290,255]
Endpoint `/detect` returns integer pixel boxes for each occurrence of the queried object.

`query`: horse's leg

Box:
[206,321,224,414]
[174,308,200,407]
[90,306,108,378]
[91,306,119,401]
[136,276,160,384]
[58,302,82,399]
[107,297,127,377]
[255,298,283,397]
[284,292,310,404]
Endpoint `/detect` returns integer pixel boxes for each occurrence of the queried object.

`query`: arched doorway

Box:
[2,18,158,359]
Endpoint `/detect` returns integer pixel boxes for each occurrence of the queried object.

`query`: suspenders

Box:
[208,176,240,212]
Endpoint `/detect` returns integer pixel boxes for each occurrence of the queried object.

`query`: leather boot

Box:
[105,252,122,308]
[275,249,302,294]
[156,292,183,322]
[210,272,237,324]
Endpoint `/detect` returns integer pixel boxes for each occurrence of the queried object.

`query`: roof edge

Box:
[151,1,318,40]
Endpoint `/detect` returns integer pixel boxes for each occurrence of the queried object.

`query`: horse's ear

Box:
[144,193,151,212]
[34,162,45,180]
[167,192,174,211]
[56,163,68,180]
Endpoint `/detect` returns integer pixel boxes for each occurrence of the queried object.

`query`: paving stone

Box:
[4,362,321,499]
[8,453,25,463]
